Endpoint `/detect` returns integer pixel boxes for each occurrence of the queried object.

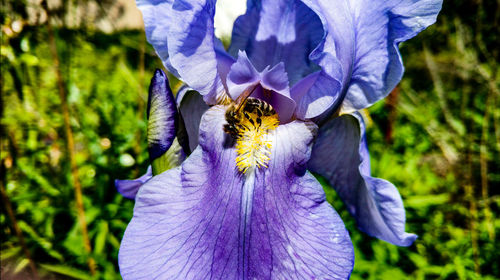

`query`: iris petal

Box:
[278,0,351,120]
[226,52,296,122]
[302,0,442,114]
[119,106,354,279]
[226,51,260,99]
[137,0,228,103]
[115,166,153,200]
[308,113,417,246]
[229,0,323,85]
[291,71,343,120]
[176,87,210,152]
[342,0,442,112]
[147,69,178,162]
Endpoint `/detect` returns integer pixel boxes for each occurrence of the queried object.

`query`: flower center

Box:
[223,98,279,173]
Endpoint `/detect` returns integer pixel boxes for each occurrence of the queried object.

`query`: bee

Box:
[244,98,276,118]
[223,103,242,137]
[223,97,277,137]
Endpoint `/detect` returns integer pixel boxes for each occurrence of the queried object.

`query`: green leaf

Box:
[94,220,108,255]
[18,221,64,261]
[453,256,467,280]
[63,222,85,257]
[40,263,91,280]
[0,246,22,261]
[107,233,121,250]
[14,258,29,273]
[408,253,428,268]
[405,194,449,208]
[16,159,60,196]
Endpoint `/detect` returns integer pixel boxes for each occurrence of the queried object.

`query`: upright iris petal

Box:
[137,0,233,103]
[301,0,443,114]
[229,0,323,85]
[139,0,441,118]
[228,0,346,120]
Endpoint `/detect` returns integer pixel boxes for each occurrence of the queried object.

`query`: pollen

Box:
[224,98,279,173]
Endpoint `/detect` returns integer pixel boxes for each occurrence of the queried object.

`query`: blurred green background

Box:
[1,0,499,279]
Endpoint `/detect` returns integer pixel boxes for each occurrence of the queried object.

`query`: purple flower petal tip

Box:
[147,69,178,161]
[115,166,153,200]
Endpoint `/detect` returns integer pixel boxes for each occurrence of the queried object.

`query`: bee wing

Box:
[234,84,258,112]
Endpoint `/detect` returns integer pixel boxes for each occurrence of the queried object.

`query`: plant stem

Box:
[42,0,96,275]
[384,86,399,143]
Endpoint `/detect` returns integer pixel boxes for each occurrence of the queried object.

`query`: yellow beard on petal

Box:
[224,98,279,173]
[216,91,233,105]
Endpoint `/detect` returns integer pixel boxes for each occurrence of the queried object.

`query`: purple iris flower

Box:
[117,0,442,278]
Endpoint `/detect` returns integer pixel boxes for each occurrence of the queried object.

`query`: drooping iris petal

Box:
[229,0,323,85]
[115,166,153,200]
[137,0,230,103]
[119,106,354,279]
[176,87,210,152]
[308,113,417,246]
[147,69,178,162]
[302,0,442,114]
[226,51,296,122]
